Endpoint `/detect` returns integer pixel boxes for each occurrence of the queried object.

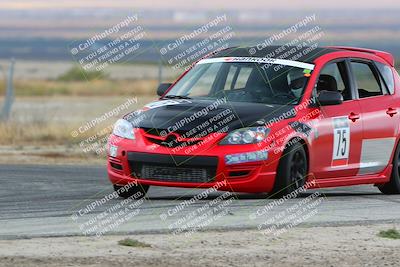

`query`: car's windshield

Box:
[165,57,314,105]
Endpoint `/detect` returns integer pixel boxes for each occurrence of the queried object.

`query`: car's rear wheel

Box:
[378,141,400,194]
[271,141,308,198]
[113,184,149,199]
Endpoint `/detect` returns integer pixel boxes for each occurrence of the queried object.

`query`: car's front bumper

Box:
[106,134,280,193]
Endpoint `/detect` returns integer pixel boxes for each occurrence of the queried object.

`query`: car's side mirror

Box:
[157,83,172,96]
[317,90,343,106]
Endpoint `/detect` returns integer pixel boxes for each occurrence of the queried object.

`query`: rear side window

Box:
[375,62,395,94]
[350,61,383,98]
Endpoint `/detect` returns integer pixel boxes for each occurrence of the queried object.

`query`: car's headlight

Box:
[112,119,135,140]
[219,127,270,145]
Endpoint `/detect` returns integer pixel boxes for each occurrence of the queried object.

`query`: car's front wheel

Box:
[113,183,149,199]
[378,141,400,194]
[271,141,308,198]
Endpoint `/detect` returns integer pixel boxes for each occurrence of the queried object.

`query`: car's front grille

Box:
[140,164,213,183]
[128,152,218,183]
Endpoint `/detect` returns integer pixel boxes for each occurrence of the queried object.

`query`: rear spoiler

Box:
[327,46,395,67]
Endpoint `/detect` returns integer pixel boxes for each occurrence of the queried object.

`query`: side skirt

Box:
[308,164,392,189]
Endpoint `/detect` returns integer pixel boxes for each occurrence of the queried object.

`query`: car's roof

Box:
[210,46,340,63]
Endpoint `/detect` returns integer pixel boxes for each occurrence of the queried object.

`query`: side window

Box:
[350,61,383,98]
[223,66,252,90]
[234,67,253,89]
[224,65,237,90]
[375,62,395,94]
[318,62,352,100]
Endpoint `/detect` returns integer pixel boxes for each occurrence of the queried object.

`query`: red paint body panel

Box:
[310,100,363,178]
[107,47,400,193]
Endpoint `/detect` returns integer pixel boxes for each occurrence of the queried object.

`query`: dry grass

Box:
[0,79,159,97]
[0,95,155,147]
[0,121,102,145]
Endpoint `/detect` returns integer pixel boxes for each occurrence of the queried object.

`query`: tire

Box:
[270,141,308,198]
[113,183,149,199]
[378,141,400,194]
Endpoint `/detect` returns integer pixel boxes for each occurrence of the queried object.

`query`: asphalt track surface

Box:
[1,164,400,239]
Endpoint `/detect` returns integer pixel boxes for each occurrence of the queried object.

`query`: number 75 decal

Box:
[332,117,350,167]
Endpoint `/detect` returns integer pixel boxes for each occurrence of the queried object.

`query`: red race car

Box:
[107,45,400,198]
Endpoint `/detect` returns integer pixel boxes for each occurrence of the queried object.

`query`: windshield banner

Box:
[197,57,315,70]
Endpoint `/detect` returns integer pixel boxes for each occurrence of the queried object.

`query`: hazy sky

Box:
[1,0,399,10]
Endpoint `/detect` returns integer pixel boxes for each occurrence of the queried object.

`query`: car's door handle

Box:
[386,108,397,117]
[348,112,360,122]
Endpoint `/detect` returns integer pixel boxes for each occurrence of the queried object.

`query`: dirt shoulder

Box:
[0,224,399,267]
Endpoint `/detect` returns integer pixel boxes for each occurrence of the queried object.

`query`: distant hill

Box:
[1,5,400,62]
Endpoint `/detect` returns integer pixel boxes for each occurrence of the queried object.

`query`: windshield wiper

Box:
[163,95,192,99]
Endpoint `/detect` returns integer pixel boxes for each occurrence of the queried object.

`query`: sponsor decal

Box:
[225,151,268,165]
[144,99,191,110]
[331,117,350,167]
[303,69,312,77]
[197,57,315,70]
